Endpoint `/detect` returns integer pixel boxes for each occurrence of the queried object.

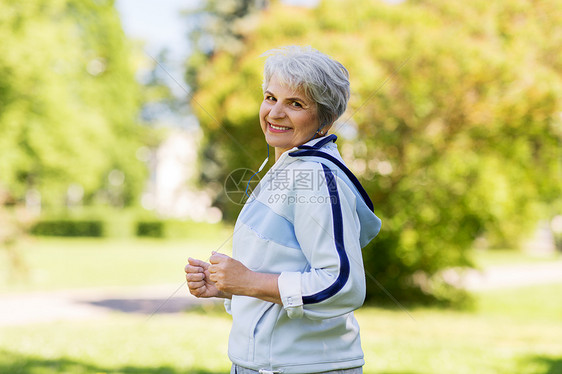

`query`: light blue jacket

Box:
[225,135,381,373]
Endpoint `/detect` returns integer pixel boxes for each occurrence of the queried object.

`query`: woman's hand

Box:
[209,252,282,304]
[185,257,231,299]
[208,252,252,296]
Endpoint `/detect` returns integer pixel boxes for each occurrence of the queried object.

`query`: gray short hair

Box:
[262,46,350,129]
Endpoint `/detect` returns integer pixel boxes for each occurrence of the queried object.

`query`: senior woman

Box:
[185,46,381,374]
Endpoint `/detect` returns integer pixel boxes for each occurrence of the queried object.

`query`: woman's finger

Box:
[188,257,210,270]
[188,285,205,297]
[184,265,202,274]
[209,252,229,264]
[208,272,218,283]
[187,280,206,289]
[185,272,205,281]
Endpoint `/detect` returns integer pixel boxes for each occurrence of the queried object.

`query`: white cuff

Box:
[278,272,304,319]
[224,298,232,315]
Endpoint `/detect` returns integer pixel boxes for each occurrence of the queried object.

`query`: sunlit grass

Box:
[358,283,562,374]
[0,312,233,374]
[0,283,561,374]
[0,229,232,293]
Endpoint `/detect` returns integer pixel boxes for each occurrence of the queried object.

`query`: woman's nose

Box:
[269,102,286,119]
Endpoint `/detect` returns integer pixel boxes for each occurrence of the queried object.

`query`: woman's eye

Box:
[265,95,276,101]
[291,101,303,108]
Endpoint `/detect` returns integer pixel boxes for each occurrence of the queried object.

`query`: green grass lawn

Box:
[358,283,562,374]
[0,283,560,374]
[0,229,232,293]
[1,234,561,373]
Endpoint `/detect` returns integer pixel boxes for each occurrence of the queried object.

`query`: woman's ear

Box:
[319,121,335,135]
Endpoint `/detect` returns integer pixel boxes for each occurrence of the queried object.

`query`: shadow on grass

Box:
[0,349,228,374]
[83,297,221,315]
[87,297,194,314]
[525,355,562,374]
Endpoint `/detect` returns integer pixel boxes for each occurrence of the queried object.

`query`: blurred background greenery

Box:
[1,0,561,373]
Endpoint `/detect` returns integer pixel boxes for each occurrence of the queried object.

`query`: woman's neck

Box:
[274,147,290,163]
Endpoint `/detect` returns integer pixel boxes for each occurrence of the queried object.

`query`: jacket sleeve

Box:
[277,163,366,320]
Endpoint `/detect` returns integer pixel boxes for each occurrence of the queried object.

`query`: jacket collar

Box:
[297,134,338,150]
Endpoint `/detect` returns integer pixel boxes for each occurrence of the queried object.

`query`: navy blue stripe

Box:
[296,145,315,150]
[302,164,350,305]
[297,134,337,150]
[288,149,375,212]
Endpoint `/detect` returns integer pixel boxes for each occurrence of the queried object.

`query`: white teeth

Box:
[270,123,290,130]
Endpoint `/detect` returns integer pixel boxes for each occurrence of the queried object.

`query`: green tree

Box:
[0,0,147,209]
[187,0,562,303]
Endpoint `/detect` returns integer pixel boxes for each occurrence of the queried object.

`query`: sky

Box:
[115,0,197,63]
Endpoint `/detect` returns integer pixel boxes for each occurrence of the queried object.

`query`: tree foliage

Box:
[0,0,147,208]
[187,0,562,303]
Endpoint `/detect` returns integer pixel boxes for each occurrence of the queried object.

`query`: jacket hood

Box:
[289,134,382,248]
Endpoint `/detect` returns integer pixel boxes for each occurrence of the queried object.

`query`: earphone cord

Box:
[244,144,269,198]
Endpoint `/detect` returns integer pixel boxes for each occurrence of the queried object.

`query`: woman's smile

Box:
[267,122,292,132]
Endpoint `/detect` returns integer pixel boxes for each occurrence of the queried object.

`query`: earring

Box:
[319,131,324,135]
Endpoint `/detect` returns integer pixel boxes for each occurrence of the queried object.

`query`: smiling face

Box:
[260,74,326,161]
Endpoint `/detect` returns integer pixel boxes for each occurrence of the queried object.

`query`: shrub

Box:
[135,221,164,238]
[31,219,103,237]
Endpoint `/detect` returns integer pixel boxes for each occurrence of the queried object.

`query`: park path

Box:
[0,283,215,326]
[1,260,562,326]
[458,260,562,290]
